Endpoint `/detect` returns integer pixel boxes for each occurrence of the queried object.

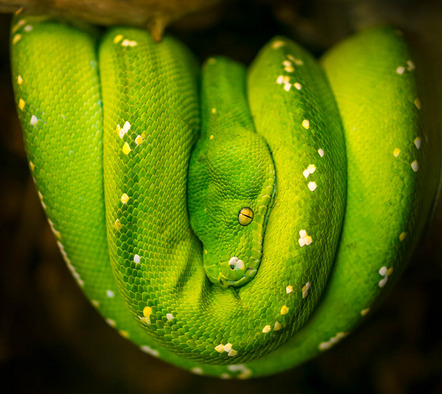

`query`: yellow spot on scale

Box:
[122,142,131,155]
[143,306,152,318]
[18,98,25,110]
[274,321,281,331]
[360,308,370,316]
[228,350,238,357]
[387,267,394,276]
[280,305,289,315]
[302,282,311,298]
[29,161,34,171]
[262,325,271,333]
[414,98,422,110]
[91,300,100,308]
[283,83,291,92]
[121,193,129,204]
[393,148,401,157]
[286,285,293,294]
[210,135,214,140]
[119,330,129,338]
[11,19,25,33]
[135,135,143,145]
[12,34,22,44]
[294,82,302,90]
[17,75,23,85]
[114,219,121,230]
[215,344,224,353]
[284,66,294,73]
[407,60,415,71]
[302,119,310,129]
[211,108,216,114]
[114,34,123,43]
[272,40,285,49]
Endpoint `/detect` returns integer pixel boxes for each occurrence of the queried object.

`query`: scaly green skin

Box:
[10,16,441,379]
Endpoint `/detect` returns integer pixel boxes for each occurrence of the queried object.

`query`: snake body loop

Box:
[11,16,441,378]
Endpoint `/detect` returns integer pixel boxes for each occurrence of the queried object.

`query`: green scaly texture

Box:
[10,16,441,379]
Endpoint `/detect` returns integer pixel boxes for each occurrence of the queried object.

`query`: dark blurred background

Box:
[1,1,442,393]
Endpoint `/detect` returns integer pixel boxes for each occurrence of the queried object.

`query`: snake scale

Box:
[10,15,441,379]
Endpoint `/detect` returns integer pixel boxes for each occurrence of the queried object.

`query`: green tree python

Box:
[10,15,442,379]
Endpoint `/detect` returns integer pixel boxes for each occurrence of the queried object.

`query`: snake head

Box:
[188,131,275,288]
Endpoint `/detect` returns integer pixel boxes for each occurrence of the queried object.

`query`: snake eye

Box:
[238,207,254,226]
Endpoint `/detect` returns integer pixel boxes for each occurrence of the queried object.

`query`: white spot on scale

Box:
[318,332,347,351]
[140,345,160,357]
[122,39,138,47]
[134,254,141,264]
[414,137,422,149]
[308,181,317,192]
[227,364,252,379]
[302,282,311,298]
[24,25,32,32]
[411,160,419,172]
[166,313,174,321]
[30,115,38,126]
[298,230,313,247]
[106,290,115,298]
[318,148,324,157]
[407,60,415,71]
[303,164,316,178]
[191,367,203,375]
[105,318,116,327]
[294,82,302,90]
[228,257,244,270]
[396,66,405,74]
[378,266,393,287]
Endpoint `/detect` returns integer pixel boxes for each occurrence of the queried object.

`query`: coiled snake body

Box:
[11,16,441,378]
